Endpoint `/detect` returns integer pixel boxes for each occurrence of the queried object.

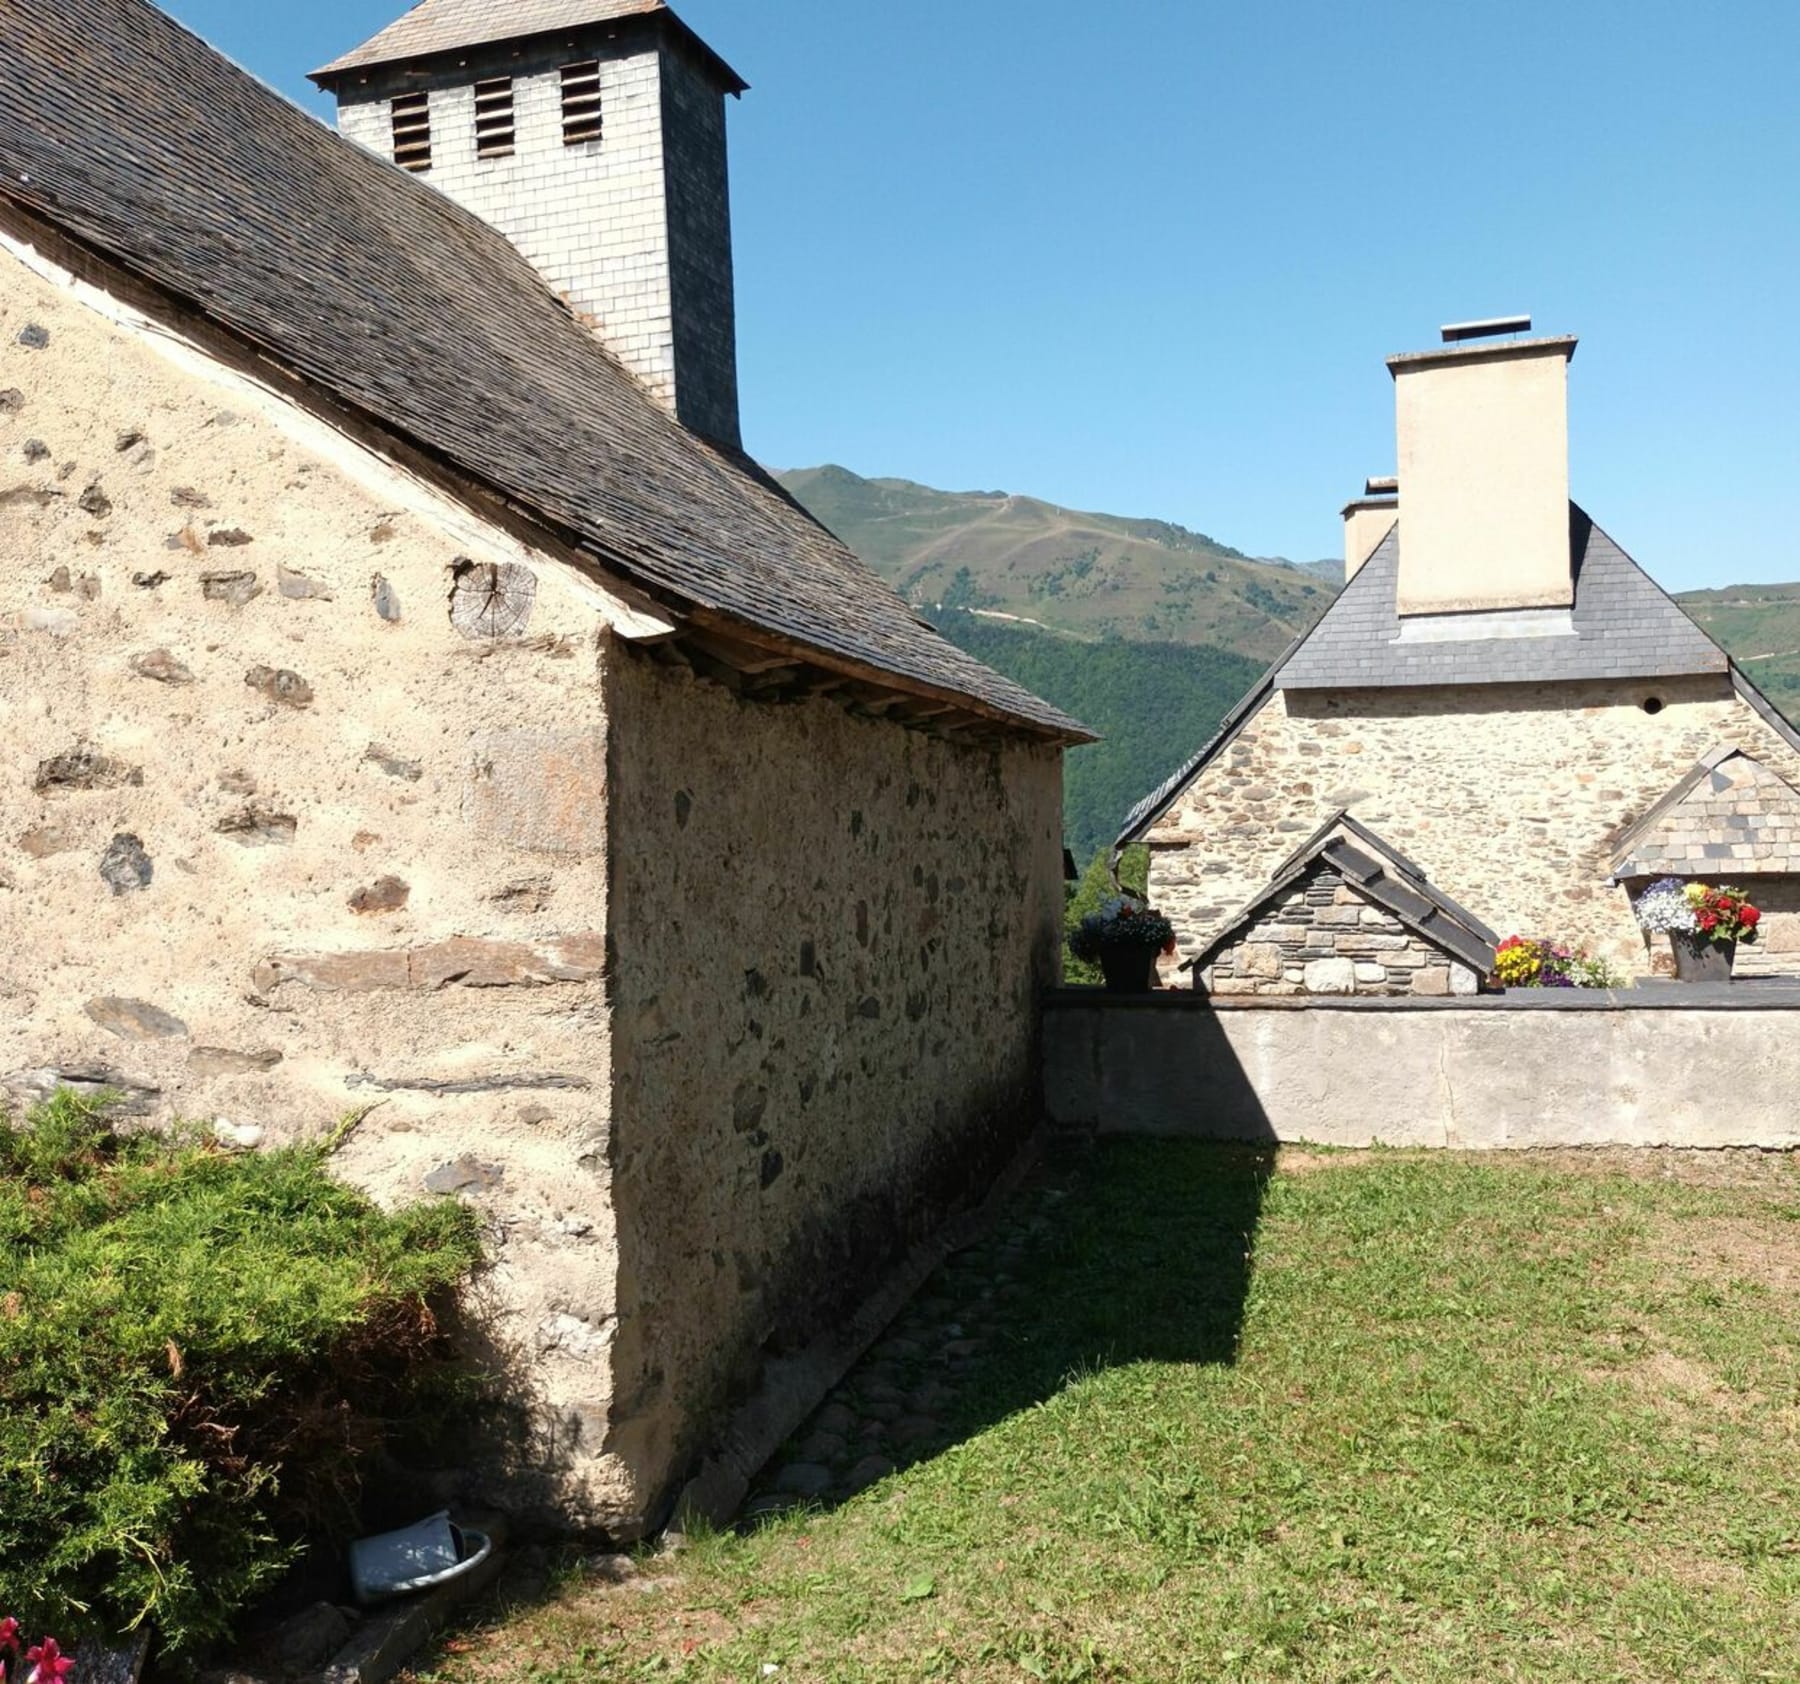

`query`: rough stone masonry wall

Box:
[1149,681,1800,975]
[1205,867,1480,997]
[0,236,635,1521]
[600,651,1064,1526]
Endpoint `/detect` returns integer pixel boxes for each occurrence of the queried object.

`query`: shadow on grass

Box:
[750,1136,1277,1518]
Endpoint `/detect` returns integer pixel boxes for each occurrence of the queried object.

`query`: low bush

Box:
[0,1092,482,1658]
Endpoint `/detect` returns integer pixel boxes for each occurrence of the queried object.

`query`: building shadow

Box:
[747,1036,1279,1522]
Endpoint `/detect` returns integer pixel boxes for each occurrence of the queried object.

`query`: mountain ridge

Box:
[777,464,1800,858]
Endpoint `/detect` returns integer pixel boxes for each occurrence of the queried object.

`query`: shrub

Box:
[0,1092,482,1658]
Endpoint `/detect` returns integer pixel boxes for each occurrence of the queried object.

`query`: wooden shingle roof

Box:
[1,0,1085,742]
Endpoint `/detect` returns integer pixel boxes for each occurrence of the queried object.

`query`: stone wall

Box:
[0,228,644,1516]
[1045,991,1800,1150]
[600,650,1064,1527]
[1204,865,1481,997]
[1147,681,1800,975]
[0,228,1066,1537]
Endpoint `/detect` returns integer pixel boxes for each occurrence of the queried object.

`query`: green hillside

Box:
[779,465,1331,663]
[1675,585,1800,717]
[925,609,1262,859]
[778,464,1800,854]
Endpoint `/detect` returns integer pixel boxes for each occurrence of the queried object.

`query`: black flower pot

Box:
[1098,941,1164,994]
[1671,932,1736,982]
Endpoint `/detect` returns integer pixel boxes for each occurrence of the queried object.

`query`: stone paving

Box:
[742,1159,1074,1521]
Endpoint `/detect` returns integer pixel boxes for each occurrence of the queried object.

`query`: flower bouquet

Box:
[1069,896,1177,994]
[1493,936,1625,991]
[1635,878,1759,982]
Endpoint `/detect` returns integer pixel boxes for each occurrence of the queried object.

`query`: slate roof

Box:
[1269,812,1499,945]
[1,0,1084,742]
[1279,509,1729,690]
[1115,506,1790,848]
[1185,824,1499,981]
[313,0,745,93]
[1113,649,1292,848]
[1612,750,1800,880]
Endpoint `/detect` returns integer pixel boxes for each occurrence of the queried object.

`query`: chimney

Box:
[1387,318,1578,616]
[1341,477,1398,583]
[312,2,746,448]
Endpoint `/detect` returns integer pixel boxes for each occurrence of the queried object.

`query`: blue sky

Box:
[167,0,1798,588]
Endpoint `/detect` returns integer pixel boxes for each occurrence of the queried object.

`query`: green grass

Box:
[417,1144,1800,1682]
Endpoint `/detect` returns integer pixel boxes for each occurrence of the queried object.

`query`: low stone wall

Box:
[1044,986,1800,1149]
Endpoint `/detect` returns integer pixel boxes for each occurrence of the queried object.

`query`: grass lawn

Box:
[416,1143,1800,1682]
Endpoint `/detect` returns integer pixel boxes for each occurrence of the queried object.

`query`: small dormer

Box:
[312,1,747,447]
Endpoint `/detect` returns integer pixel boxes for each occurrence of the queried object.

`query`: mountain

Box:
[924,609,1263,860]
[778,465,1800,855]
[1674,585,1800,717]
[778,465,1331,663]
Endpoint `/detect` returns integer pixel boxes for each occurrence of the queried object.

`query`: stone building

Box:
[1122,320,1800,980]
[0,0,1088,1537]
[1193,814,1496,998]
[1610,748,1800,977]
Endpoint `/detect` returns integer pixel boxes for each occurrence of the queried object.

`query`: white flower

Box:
[1636,878,1697,935]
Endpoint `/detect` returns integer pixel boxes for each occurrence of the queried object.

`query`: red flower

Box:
[1742,905,1762,928]
[0,1623,19,1653]
[26,1639,72,1684]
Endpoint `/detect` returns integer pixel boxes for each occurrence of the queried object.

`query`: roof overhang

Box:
[311,5,748,97]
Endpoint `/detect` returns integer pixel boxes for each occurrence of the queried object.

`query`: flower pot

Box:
[1098,942,1163,994]
[1670,932,1736,983]
[348,1511,494,1606]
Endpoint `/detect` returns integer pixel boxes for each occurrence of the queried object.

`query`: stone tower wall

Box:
[336,32,739,444]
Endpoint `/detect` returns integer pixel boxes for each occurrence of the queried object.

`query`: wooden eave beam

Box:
[679,607,1087,746]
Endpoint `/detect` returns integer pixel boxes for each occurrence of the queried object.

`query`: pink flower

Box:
[26,1639,72,1684]
[0,1621,20,1651]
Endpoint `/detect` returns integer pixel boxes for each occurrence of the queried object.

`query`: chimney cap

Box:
[1441,315,1532,343]
[1365,476,1399,496]
[1387,335,1578,377]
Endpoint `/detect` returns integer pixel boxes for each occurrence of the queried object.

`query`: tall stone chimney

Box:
[1387,319,1578,617]
[1341,477,1398,584]
[312,0,746,448]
